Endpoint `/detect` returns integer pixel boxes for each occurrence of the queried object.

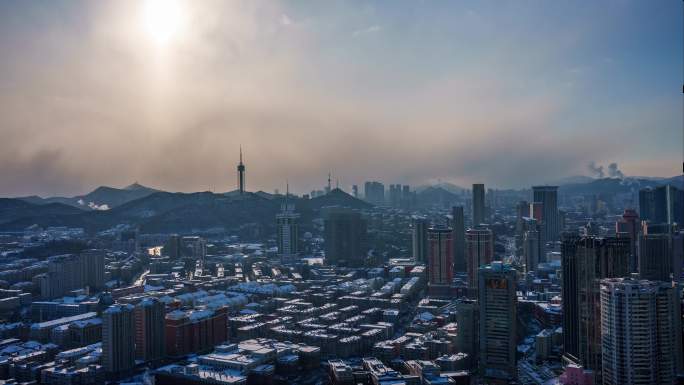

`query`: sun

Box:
[142,0,184,45]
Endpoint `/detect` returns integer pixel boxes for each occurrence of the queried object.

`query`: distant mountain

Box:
[416,186,461,207]
[17,183,161,210]
[0,188,372,234]
[547,175,596,185]
[305,188,372,210]
[0,199,83,225]
[558,176,683,196]
[416,182,466,194]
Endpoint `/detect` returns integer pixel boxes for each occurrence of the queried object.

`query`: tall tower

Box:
[277,183,300,262]
[102,304,136,377]
[237,146,245,194]
[472,183,485,226]
[465,227,493,293]
[600,277,682,385]
[478,262,517,381]
[324,208,368,267]
[561,235,631,382]
[134,298,165,363]
[427,227,453,289]
[411,216,429,263]
[532,185,559,242]
[451,206,466,272]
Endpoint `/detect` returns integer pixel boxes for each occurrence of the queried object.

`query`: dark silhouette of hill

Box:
[1,188,371,234]
[0,199,84,225]
[558,176,683,196]
[16,183,161,210]
[416,186,461,207]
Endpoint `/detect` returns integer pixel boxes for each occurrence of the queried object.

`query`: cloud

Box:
[280,14,292,26]
[607,162,625,179]
[0,1,679,197]
[587,162,604,178]
[352,25,381,37]
[88,202,110,210]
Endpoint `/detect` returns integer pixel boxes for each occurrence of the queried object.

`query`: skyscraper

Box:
[478,262,517,381]
[522,223,540,273]
[561,235,631,380]
[411,216,429,263]
[600,277,682,385]
[134,298,165,363]
[102,304,135,377]
[451,206,466,272]
[465,227,493,293]
[237,146,245,194]
[324,208,368,267]
[453,299,478,365]
[401,185,412,210]
[388,184,402,208]
[427,227,453,291]
[514,201,530,258]
[638,233,674,281]
[639,184,684,225]
[616,208,639,272]
[276,190,300,261]
[472,183,485,227]
[532,185,560,242]
[81,249,105,292]
[364,181,385,205]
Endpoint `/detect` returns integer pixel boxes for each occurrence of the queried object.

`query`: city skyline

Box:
[0,1,681,197]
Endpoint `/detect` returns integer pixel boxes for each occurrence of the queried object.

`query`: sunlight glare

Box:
[142,0,184,45]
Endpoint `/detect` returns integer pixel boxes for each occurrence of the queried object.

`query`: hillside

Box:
[0,188,371,234]
[0,199,84,225]
[17,183,161,210]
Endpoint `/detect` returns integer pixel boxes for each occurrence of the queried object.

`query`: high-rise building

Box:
[561,235,631,380]
[453,299,478,366]
[673,231,684,283]
[639,185,684,225]
[466,227,493,293]
[401,185,412,209]
[324,208,368,267]
[522,223,540,273]
[237,146,245,194]
[616,208,639,272]
[364,181,385,205]
[134,298,165,363]
[600,277,683,385]
[182,236,207,274]
[452,206,466,272]
[36,251,106,299]
[472,183,485,227]
[533,186,560,242]
[388,184,402,208]
[102,304,135,376]
[411,216,429,263]
[276,193,300,261]
[514,201,530,258]
[516,200,531,220]
[427,227,453,290]
[529,201,543,221]
[478,262,517,381]
[638,233,674,282]
[163,234,182,259]
[81,249,105,292]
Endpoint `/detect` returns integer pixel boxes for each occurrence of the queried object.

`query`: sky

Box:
[0,0,681,197]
